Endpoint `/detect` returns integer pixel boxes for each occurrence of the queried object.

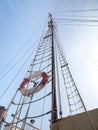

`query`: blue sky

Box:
[0,0,98,129]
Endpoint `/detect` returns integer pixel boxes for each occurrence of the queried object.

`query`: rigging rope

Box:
[9,31,46,126]
[58,25,98,67]
[0,18,49,102]
[21,96,33,130]
[8,24,52,129]
[52,12,98,26]
[52,8,98,13]
[55,27,97,130]
[27,110,51,119]
[0,43,38,100]
[40,46,51,130]
[10,95,23,130]
[57,23,98,27]
[12,92,52,105]
[53,14,98,18]
[4,111,52,125]
[0,18,45,79]
[55,18,98,23]
[40,82,46,130]
[0,41,38,82]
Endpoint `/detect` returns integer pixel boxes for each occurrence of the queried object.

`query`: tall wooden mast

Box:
[48,14,58,123]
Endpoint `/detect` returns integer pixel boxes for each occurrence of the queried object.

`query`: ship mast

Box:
[48,14,58,122]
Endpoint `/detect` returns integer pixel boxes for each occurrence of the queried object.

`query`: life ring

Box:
[19,72,48,96]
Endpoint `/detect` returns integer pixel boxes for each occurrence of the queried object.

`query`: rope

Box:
[58,24,98,67]
[36,29,50,129]
[57,23,98,27]
[6,89,19,111]
[0,47,37,100]
[10,95,23,130]
[8,23,52,129]
[13,92,52,105]
[27,110,52,119]
[0,14,46,78]
[52,9,98,13]
[4,111,52,125]
[8,30,46,128]
[21,96,33,130]
[55,24,97,130]
[55,18,98,23]
[40,84,46,130]
[0,41,37,82]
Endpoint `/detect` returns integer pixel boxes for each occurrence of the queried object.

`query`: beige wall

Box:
[51,109,98,130]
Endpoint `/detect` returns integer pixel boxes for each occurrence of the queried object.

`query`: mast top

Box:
[48,14,53,28]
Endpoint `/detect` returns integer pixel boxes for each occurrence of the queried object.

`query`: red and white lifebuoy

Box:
[19,72,48,96]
